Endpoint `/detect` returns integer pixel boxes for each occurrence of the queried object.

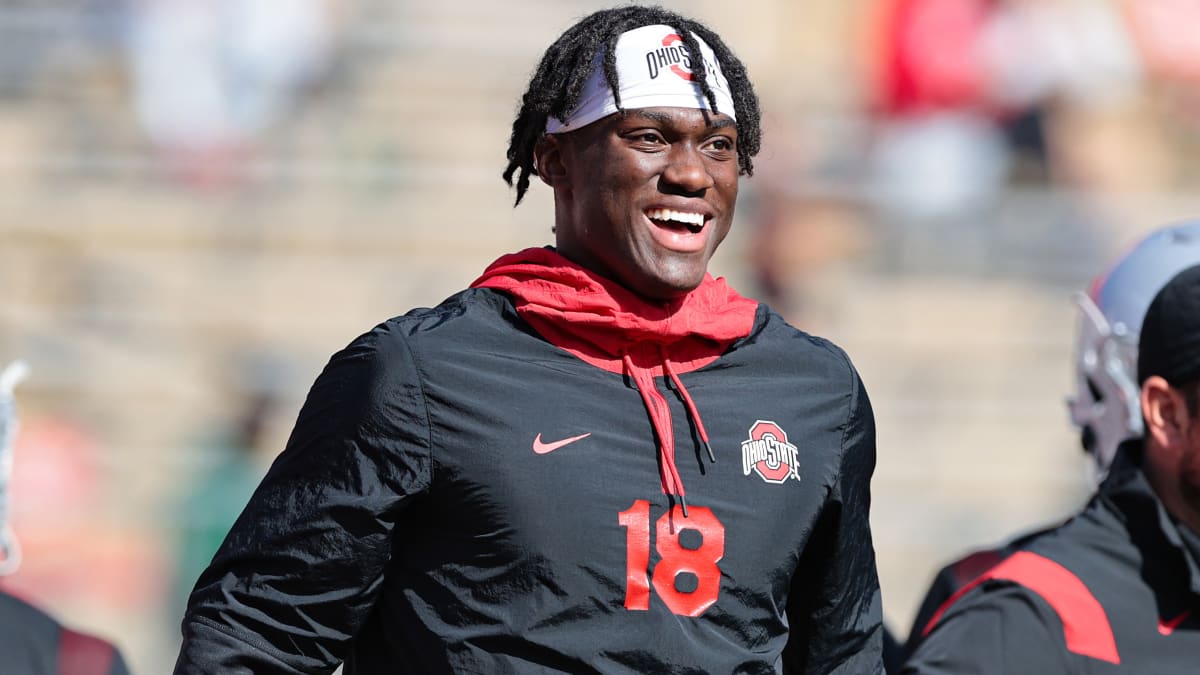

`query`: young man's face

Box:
[544,106,740,302]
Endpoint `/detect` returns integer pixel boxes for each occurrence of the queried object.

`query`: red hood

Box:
[470,247,758,375]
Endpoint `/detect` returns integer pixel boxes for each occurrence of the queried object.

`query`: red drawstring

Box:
[623,352,688,516]
[622,348,718,518]
[661,349,716,464]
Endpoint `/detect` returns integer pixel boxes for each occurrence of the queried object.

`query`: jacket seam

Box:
[393,327,435,494]
[833,345,858,491]
[189,615,316,674]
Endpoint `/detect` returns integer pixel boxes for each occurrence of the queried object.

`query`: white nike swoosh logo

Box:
[532,432,592,454]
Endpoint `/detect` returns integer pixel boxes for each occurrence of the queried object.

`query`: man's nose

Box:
[661,144,714,195]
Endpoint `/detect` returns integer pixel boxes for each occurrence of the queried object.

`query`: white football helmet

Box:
[1069,221,1200,482]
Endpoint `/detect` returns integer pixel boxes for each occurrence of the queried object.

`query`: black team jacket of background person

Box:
[904,444,1200,674]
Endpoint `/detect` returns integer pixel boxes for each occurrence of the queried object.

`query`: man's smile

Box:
[645,207,706,233]
[643,206,712,254]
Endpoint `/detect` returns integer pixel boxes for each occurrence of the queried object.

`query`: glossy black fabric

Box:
[904,449,1200,674]
[175,288,882,674]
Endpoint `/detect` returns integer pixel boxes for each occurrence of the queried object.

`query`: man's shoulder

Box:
[904,579,1078,674]
[910,484,1199,673]
[385,287,513,332]
[948,511,1131,611]
[311,288,520,387]
[1010,482,1156,586]
[735,305,860,380]
[913,515,1134,664]
[347,288,517,349]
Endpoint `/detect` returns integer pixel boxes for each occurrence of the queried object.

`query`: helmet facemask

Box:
[1068,292,1141,484]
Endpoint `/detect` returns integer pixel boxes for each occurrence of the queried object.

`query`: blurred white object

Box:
[980,0,1141,110]
[868,111,1011,223]
[129,0,334,157]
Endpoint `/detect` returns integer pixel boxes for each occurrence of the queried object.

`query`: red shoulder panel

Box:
[922,550,1120,664]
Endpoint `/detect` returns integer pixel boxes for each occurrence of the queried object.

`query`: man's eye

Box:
[629,131,663,144]
[709,138,734,152]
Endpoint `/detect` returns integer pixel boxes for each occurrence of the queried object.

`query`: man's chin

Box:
[629,275,706,303]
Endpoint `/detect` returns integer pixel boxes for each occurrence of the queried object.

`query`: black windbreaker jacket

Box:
[904,448,1200,674]
[175,287,882,674]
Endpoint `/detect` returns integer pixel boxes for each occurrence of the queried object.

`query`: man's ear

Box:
[1142,375,1189,448]
[533,135,569,188]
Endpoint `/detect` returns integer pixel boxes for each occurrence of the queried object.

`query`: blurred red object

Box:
[1122,0,1200,83]
[867,0,998,116]
[5,416,166,611]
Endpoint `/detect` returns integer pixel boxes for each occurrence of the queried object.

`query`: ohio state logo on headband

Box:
[741,420,800,484]
[645,32,723,83]
[649,33,694,81]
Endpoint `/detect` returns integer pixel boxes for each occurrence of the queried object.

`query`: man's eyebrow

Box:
[627,109,737,130]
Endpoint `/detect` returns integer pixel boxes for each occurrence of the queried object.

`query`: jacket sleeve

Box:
[901,583,1076,675]
[783,363,884,673]
[174,325,432,674]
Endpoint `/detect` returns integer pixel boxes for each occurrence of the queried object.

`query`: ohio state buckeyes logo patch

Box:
[741,420,800,484]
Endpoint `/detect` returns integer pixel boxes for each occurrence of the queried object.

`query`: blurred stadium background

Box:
[3,0,1200,671]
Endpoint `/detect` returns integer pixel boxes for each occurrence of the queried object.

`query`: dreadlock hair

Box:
[503,5,762,206]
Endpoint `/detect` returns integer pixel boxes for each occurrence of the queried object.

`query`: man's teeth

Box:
[646,208,705,228]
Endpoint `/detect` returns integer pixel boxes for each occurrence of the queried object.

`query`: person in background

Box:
[901,221,1200,661]
[903,222,1200,672]
[0,361,131,675]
